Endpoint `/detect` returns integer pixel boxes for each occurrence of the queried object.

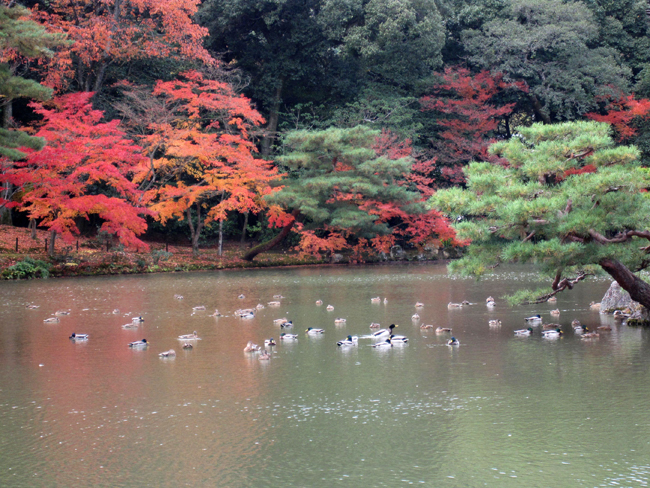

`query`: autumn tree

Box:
[10,92,150,255]
[430,121,650,308]
[244,126,460,261]
[119,71,278,256]
[420,67,526,186]
[34,0,213,93]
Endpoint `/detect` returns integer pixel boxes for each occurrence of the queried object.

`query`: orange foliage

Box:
[294,230,347,259]
[586,93,650,141]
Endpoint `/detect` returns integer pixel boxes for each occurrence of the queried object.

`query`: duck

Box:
[128,339,149,347]
[132,316,144,323]
[542,328,563,339]
[447,337,460,346]
[547,296,557,303]
[486,296,495,303]
[273,294,285,299]
[210,309,222,317]
[326,305,334,311]
[435,327,452,333]
[571,319,581,328]
[178,331,200,340]
[337,335,358,346]
[26,304,40,309]
[411,313,420,321]
[69,333,89,340]
[574,325,588,334]
[174,294,184,300]
[256,303,265,310]
[315,300,323,306]
[159,349,176,357]
[43,317,59,323]
[447,302,463,309]
[550,309,561,317]
[420,324,434,329]
[514,328,533,336]
[122,322,139,329]
[371,337,393,348]
[389,334,409,344]
[590,301,601,310]
[55,310,70,316]
[415,302,424,308]
[239,311,255,319]
[192,305,206,311]
[258,350,271,360]
[383,298,388,304]
[542,323,561,330]
[306,327,325,335]
[369,322,381,329]
[268,301,281,307]
[238,294,245,299]
[370,297,381,303]
[112,309,120,314]
[243,341,261,352]
[182,342,193,349]
[524,314,542,323]
[264,338,277,346]
[280,321,294,329]
[581,331,600,339]
[280,332,298,340]
[597,325,612,332]
[371,323,397,338]
[488,319,502,327]
[486,300,496,309]
[334,318,347,324]
[273,317,289,325]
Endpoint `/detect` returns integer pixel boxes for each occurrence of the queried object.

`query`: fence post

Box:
[15,237,18,252]
[45,239,48,253]
[166,242,169,253]
[76,240,79,251]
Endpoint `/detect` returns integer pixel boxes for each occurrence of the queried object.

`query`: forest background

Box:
[2,0,650,282]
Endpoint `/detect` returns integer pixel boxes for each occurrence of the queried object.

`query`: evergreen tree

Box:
[430,121,650,308]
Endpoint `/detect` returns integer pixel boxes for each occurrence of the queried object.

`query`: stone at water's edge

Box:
[600,281,650,326]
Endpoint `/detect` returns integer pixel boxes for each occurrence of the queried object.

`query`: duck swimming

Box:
[182,342,193,349]
[371,337,393,348]
[326,305,334,311]
[447,302,463,309]
[258,350,271,360]
[243,341,261,352]
[280,321,294,329]
[550,309,561,317]
[210,310,222,317]
[371,324,397,339]
[420,324,434,329]
[280,332,298,340]
[337,335,358,346]
[256,304,265,310]
[55,310,70,316]
[128,339,148,347]
[69,333,89,340]
[447,337,460,346]
[524,314,542,323]
[178,331,200,340]
[435,327,452,333]
[389,334,408,344]
[334,318,347,324]
[264,338,277,346]
[411,313,420,321]
[268,301,281,307]
[174,294,184,300]
[132,316,144,323]
[488,320,502,327]
[316,300,323,306]
[273,317,290,325]
[514,328,533,336]
[192,306,206,311]
[370,297,381,303]
[43,317,59,323]
[542,328,563,339]
[415,302,424,308]
[306,327,325,335]
[159,349,176,357]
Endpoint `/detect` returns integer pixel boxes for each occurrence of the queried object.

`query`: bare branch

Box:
[522,271,593,304]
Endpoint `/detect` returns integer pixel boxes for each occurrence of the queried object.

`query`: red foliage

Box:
[421,67,527,185]
[11,92,150,248]
[586,93,650,141]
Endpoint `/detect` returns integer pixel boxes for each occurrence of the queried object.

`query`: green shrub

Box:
[2,257,51,279]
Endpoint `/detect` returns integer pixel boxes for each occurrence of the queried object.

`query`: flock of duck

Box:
[30,292,608,360]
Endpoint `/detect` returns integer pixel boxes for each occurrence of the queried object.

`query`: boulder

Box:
[390,245,406,260]
[600,281,635,313]
[330,253,344,263]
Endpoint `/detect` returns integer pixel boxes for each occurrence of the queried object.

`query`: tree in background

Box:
[430,121,650,307]
[461,0,631,123]
[120,71,279,256]
[244,126,460,261]
[10,92,150,255]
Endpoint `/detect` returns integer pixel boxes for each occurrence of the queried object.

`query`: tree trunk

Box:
[243,209,299,261]
[599,257,650,309]
[0,100,13,225]
[187,204,204,256]
[240,211,249,247]
[218,218,224,257]
[261,80,283,157]
[49,229,57,256]
[529,94,551,124]
[29,218,37,239]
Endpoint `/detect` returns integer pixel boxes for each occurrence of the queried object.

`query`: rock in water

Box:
[600,281,634,313]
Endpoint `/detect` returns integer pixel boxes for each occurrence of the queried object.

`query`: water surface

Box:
[1,264,648,487]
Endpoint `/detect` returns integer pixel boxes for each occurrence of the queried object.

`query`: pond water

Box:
[1,264,649,487]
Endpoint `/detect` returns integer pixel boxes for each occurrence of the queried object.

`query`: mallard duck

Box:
[69,333,89,340]
[273,317,289,325]
[547,296,557,303]
[256,303,265,310]
[581,331,600,339]
[239,311,255,319]
[55,310,70,316]
[178,331,200,340]
[43,317,59,323]
[264,338,277,346]
[447,337,460,346]
[159,349,176,357]
[210,310,222,317]
[486,300,496,308]
[334,318,347,324]
[415,302,424,308]
[371,337,393,348]
[372,323,397,338]
[542,328,563,338]
[435,327,452,333]
[550,309,561,317]
[542,323,561,330]
[514,328,533,336]
[571,319,581,328]
[192,306,206,311]
[122,322,139,329]
[258,350,271,360]
[128,339,149,347]
[280,332,298,340]
[238,294,245,299]
[420,324,435,329]
[315,300,323,306]
[132,316,144,323]
[174,294,184,300]
[326,305,334,311]
[574,325,588,334]
[597,325,612,332]
[389,334,409,344]
[273,294,285,299]
[369,322,381,328]
[243,341,261,352]
[524,314,542,323]
[182,342,193,349]
[370,297,381,303]
[462,300,471,306]
[268,301,281,307]
[590,301,601,310]
[411,313,420,321]
[488,319,502,327]
[280,321,294,328]
[337,335,358,346]
[447,302,463,309]
[26,304,39,309]
[306,327,325,335]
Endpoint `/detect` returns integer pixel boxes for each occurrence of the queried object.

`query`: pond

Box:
[1,264,649,487]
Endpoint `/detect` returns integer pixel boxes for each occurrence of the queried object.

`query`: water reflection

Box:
[1,265,650,486]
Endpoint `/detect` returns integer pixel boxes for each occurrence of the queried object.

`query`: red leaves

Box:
[586,93,650,141]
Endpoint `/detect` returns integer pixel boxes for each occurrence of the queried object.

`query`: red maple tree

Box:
[586,93,650,142]
[11,92,150,254]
